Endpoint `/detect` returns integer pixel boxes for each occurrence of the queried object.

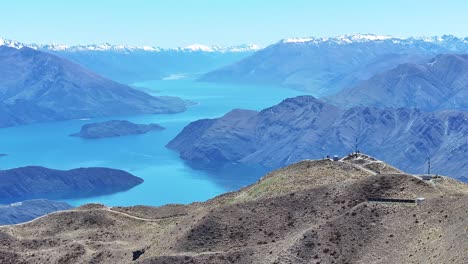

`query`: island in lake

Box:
[70,120,165,139]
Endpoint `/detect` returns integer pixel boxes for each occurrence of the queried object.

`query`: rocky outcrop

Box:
[0,166,143,203]
[70,120,165,139]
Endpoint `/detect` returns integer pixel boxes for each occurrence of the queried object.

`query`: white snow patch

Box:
[283,37,315,43]
[183,44,215,52]
[162,73,189,80]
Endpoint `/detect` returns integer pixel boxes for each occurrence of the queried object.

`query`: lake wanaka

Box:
[0,79,305,206]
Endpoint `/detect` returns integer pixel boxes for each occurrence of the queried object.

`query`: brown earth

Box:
[0,153,466,264]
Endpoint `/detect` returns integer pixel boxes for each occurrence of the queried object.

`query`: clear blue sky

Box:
[1,0,467,47]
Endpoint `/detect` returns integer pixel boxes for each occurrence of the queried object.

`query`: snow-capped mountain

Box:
[0,38,29,49]
[181,44,262,52]
[282,34,394,44]
[0,37,261,83]
[201,34,468,95]
[48,43,262,53]
[280,33,468,46]
[0,37,261,53]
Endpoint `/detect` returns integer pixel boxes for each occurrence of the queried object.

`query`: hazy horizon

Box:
[2,33,468,50]
[1,0,467,48]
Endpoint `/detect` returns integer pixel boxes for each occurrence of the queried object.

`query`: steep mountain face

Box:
[0,155,466,263]
[328,54,468,111]
[0,166,143,203]
[0,199,73,225]
[0,46,186,128]
[168,96,468,180]
[200,35,468,96]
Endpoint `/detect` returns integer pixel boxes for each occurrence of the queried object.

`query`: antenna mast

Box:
[427,157,431,175]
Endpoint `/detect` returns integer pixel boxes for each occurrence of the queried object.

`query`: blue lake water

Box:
[0,79,305,206]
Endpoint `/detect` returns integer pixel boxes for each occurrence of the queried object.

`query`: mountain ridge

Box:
[168,96,468,180]
[327,53,468,111]
[280,33,468,46]
[0,154,466,263]
[0,46,187,127]
[0,37,261,53]
[200,34,468,96]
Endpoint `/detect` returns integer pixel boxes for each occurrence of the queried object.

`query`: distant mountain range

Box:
[0,46,187,128]
[0,37,261,53]
[168,96,468,180]
[0,38,261,83]
[327,54,468,111]
[200,34,468,96]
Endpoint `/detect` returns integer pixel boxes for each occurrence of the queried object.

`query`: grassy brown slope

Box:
[0,154,466,264]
